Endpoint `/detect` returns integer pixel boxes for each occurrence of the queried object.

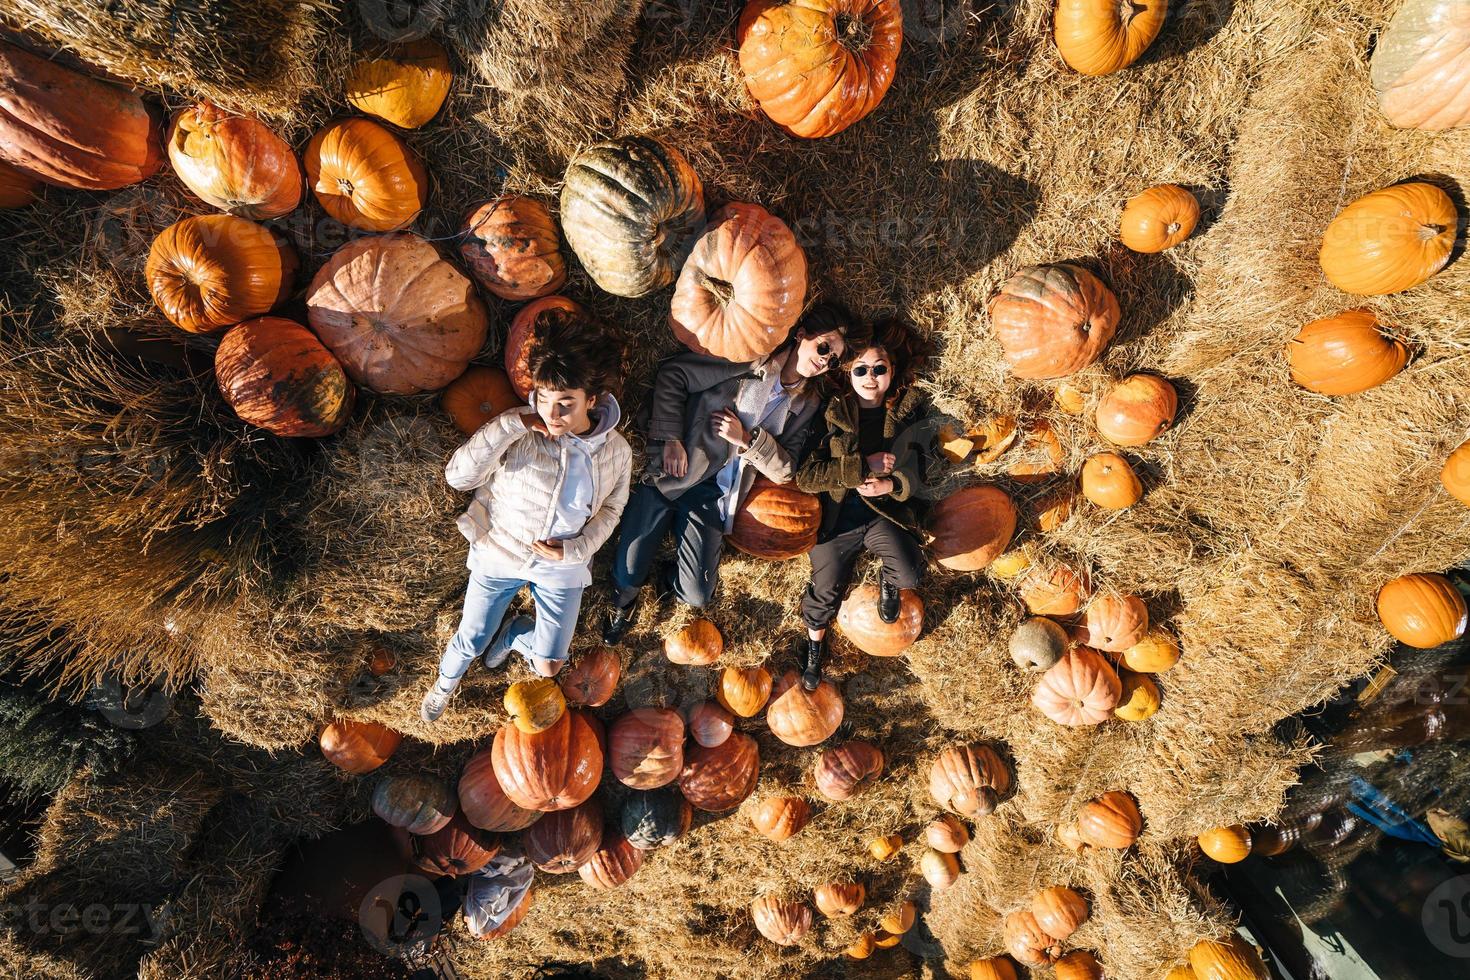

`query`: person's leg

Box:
[424,574,520,720]
[801,527,865,640]
[609,484,677,610]
[510,583,586,677]
[865,520,925,590]
[671,479,726,610]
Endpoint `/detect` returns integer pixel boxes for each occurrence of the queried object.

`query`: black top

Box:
[832,406,889,534]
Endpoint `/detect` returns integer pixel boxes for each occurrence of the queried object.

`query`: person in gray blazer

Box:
[603,303,862,643]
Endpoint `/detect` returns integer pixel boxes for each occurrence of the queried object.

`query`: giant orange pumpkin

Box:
[680,732,760,811]
[1372,0,1470,131]
[345,39,453,130]
[1019,564,1091,616]
[751,894,813,946]
[1287,310,1409,395]
[927,485,1018,571]
[670,202,808,362]
[457,745,542,832]
[1076,790,1142,849]
[729,476,823,559]
[1083,594,1149,652]
[610,708,686,790]
[836,584,924,656]
[559,647,622,707]
[0,160,38,207]
[814,741,884,801]
[752,796,812,841]
[215,317,355,437]
[716,664,773,717]
[490,708,604,811]
[988,263,1119,378]
[766,670,845,746]
[319,718,401,774]
[1054,0,1168,75]
[504,295,585,399]
[167,102,302,219]
[146,215,298,334]
[1319,182,1457,295]
[408,811,500,876]
[1120,184,1200,253]
[441,365,520,435]
[737,0,904,138]
[306,233,489,394]
[524,797,603,873]
[666,618,725,665]
[1095,373,1177,446]
[304,117,428,232]
[1032,648,1121,726]
[460,195,567,301]
[0,41,163,190]
[1441,440,1470,507]
[578,831,645,889]
[929,743,1012,818]
[1188,934,1270,980]
[1376,572,1468,648]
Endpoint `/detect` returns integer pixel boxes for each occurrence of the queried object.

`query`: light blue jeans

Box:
[436,573,584,688]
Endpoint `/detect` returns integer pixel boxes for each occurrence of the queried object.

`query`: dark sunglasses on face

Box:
[814,340,841,370]
[851,363,889,378]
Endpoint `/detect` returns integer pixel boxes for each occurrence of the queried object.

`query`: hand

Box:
[866,451,895,476]
[856,476,893,498]
[525,413,551,437]
[662,439,688,479]
[710,409,749,449]
[531,540,565,560]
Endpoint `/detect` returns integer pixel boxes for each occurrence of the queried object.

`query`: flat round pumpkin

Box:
[319,718,401,774]
[147,215,298,334]
[1120,184,1200,253]
[167,102,301,219]
[460,195,567,301]
[1319,182,1458,295]
[215,317,355,437]
[1376,572,1467,648]
[304,116,428,232]
[1288,310,1409,395]
[345,39,452,130]
[729,476,822,559]
[457,745,542,832]
[988,263,1119,378]
[766,670,845,746]
[1096,373,1178,446]
[1032,648,1122,726]
[490,707,604,811]
[929,743,1012,818]
[814,740,884,801]
[441,365,520,435]
[927,485,1019,571]
[1371,0,1470,131]
[609,708,686,790]
[1054,0,1168,75]
[524,797,603,873]
[836,584,924,656]
[751,796,811,841]
[679,732,760,812]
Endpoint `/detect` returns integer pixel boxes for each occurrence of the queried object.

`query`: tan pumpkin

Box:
[307,232,489,394]
[304,116,428,232]
[1120,184,1200,252]
[927,485,1019,571]
[729,476,823,559]
[869,834,903,861]
[1096,374,1178,446]
[1010,616,1069,672]
[1083,594,1149,652]
[1031,886,1089,941]
[680,732,760,811]
[929,743,1012,818]
[1082,452,1143,509]
[1122,629,1181,673]
[988,263,1119,378]
[558,647,621,707]
[460,195,567,301]
[926,814,969,853]
[609,708,686,790]
[146,215,297,334]
[814,881,865,916]
[1055,951,1104,980]
[752,796,812,841]
[0,160,38,207]
[1376,572,1468,648]
[490,708,604,811]
[524,797,603,873]
[319,719,401,774]
[441,365,520,435]
[1114,671,1161,722]
[751,894,813,946]
[577,831,645,890]
[1441,440,1470,506]
[1372,0,1470,131]
[167,102,301,219]
[666,618,724,665]
[1288,310,1409,395]
[716,664,773,717]
[766,670,845,746]
[969,958,1019,980]
[670,202,808,361]
[1033,648,1121,726]
[1319,182,1458,295]
[921,849,960,889]
[504,678,566,734]
[814,741,884,801]
[1199,825,1253,864]
[1004,909,1061,967]
[836,584,924,656]
[687,701,735,748]
[214,317,355,437]
[1076,790,1143,849]
[1054,0,1168,75]
[457,745,542,832]
[345,39,452,130]
[1188,934,1269,980]
[1020,563,1092,616]
[504,295,585,399]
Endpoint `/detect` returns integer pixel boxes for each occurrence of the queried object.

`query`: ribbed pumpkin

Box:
[1376,572,1468,648]
[504,679,566,734]
[304,117,428,232]
[505,295,585,399]
[921,848,960,889]
[1076,790,1142,849]
[927,485,1019,571]
[736,0,904,138]
[578,831,645,889]
[215,317,355,437]
[1031,886,1089,940]
[373,774,456,835]
[1199,825,1253,864]
[752,796,812,841]
[988,263,1120,378]
[1003,909,1061,967]
[1120,184,1200,252]
[1009,617,1069,672]
[457,745,542,832]
[814,740,884,801]
[1188,934,1269,980]
[766,670,845,746]
[969,958,1019,980]
[926,815,969,853]
[167,103,300,219]
[1096,374,1177,446]
[686,701,735,748]
[1122,629,1181,672]
[490,708,604,811]
[146,215,297,334]
[560,135,705,298]
[929,743,1012,818]
[1081,452,1143,509]
[306,233,489,394]
[609,708,686,790]
[460,195,567,301]
[1114,671,1161,722]
[345,39,452,130]
[1444,439,1470,507]
[441,366,520,435]
[814,881,865,916]
[1287,310,1409,395]
[836,584,924,656]
[729,476,823,559]
[319,718,401,774]
[1055,951,1104,980]
[1319,182,1457,295]
[669,202,808,361]
[1033,648,1121,726]
[524,797,603,873]
[680,732,760,811]
[559,647,621,707]
[1019,564,1091,616]
[716,664,773,717]
[1083,594,1149,652]
[1372,0,1470,131]
[666,618,724,665]
[751,894,813,946]
[621,788,693,850]
[0,160,37,207]
[1054,0,1168,75]
[0,41,163,190]
[409,811,500,876]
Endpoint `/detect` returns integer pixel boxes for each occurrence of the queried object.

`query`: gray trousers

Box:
[610,478,725,610]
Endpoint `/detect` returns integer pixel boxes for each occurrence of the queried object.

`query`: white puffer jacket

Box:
[447,399,632,573]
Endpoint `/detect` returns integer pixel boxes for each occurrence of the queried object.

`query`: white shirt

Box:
[714,371,801,531]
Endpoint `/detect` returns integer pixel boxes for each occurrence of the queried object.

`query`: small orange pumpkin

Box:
[1198,825,1253,863]
[559,647,621,707]
[345,39,452,130]
[928,485,1019,571]
[1319,181,1458,295]
[1288,310,1409,395]
[926,814,969,853]
[1054,0,1168,75]
[1031,886,1088,941]
[1096,374,1178,446]
[1081,452,1143,509]
[766,670,845,746]
[1120,184,1200,252]
[729,476,823,559]
[869,834,903,861]
[1083,594,1149,652]
[1019,564,1092,616]
[716,664,773,717]
[1054,950,1104,980]
[666,619,724,665]
[1440,439,1470,506]
[880,901,916,935]
[836,583,924,656]
[167,102,301,219]
[1121,630,1181,672]
[441,366,520,435]
[304,117,429,232]
[751,894,813,946]
[146,215,297,334]
[686,701,735,748]
[813,881,865,916]
[460,195,567,301]
[969,958,1019,980]
[1076,790,1143,849]
[988,263,1119,379]
[846,933,878,959]
[504,679,566,734]
[1376,572,1468,648]
[319,718,401,774]
[752,796,812,841]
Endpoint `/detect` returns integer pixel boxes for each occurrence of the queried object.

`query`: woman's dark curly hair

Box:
[526,307,621,396]
[841,315,927,403]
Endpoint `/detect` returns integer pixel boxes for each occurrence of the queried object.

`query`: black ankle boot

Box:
[801,636,827,691]
[602,602,636,645]
[879,580,901,624]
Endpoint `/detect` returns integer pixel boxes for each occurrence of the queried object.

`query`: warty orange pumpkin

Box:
[1288,310,1409,395]
[460,195,567,301]
[346,39,452,130]
[441,365,520,435]
[304,116,428,232]
[1054,0,1169,75]
[1376,572,1468,648]
[147,215,298,334]
[214,317,355,438]
[1319,182,1457,295]
[504,678,566,734]
[1120,183,1200,252]
[1096,373,1178,446]
[988,263,1119,379]
[729,476,823,558]
[167,103,300,219]
[1371,0,1470,131]
[927,485,1019,571]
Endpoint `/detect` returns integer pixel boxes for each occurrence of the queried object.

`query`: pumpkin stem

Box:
[336,176,354,197]
[1165,221,1181,236]
[1118,0,1147,25]
[835,12,873,52]
[1420,222,1449,240]
[699,271,735,308]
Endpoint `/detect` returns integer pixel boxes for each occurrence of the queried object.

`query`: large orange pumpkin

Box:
[1095,373,1178,446]
[345,39,453,130]
[927,485,1019,571]
[1076,790,1142,849]
[987,263,1119,379]
[1019,564,1091,616]
[929,743,1012,818]
[559,647,622,707]
[1376,572,1468,648]
[1032,648,1121,726]
[1372,0,1470,131]
[408,811,500,876]
[372,774,456,835]
[1319,182,1458,295]
[610,708,686,790]
[524,796,603,873]
[836,584,924,656]
[1054,0,1168,75]
[1081,451,1143,509]
[1083,594,1149,652]
[460,195,567,301]
[319,718,401,774]
[670,202,808,362]
[729,476,823,559]
[666,618,725,665]
[716,664,773,717]
[1441,440,1470,507]
[1003,909,1061,967]
[504,295,585,399]
[167,102,301,219]
[0,160,38,207]
[214,317,355,438]
[457,745,542,832]
[751,894,813,945]
[687,701,735,748]
[1188,934,1270,980]
[737,0,904,138]
[304,117,428,232]
[1120,184,1200,253]
[766,670,845,746]
[1287,310,1409,395]
[0,41,163,190]
[306,233,489,394]
[680,732,760,811]
[752,796,812,841]
[146,215,297,334]
[490,708,604,812]
[578,831,646,889]
[441,366,520,435]
[814,740,884,801]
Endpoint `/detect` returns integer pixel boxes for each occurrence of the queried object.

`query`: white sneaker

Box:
[420,681,456,723]
[483,615,532,669]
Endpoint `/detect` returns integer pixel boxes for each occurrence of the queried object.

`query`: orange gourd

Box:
[609,708,686,790]
[666,619,724,665]
[1288,310,1408,395]
[1120,184,1199,252]
[988,263,1120,379]
[1096,373,1178,446]
[1319,182,1457,295]
[880,901,916,934]
[717,664,773,717]
[766,670,845,746]
[846,933,877,959]
[921,848,960,889]
[1054,0,1169,75]
[927,485,1019,571]
[1004,909,1061,967]
[1031,886,1089,940]
[1076,790,1143,849]
[814,740,884,801]
[442,366,521,435]
[869,834,903,860]
[929,743,1012,818]
[1199,825,1253,863]
[490,708,604,811]
[345,39,452,130]
[457,746,542,832]
[460,195,567,301]
[147,215,297,334]
[504,295,585,399]
[1033,648,1121,726]
[680,732,760,811]
[319,718,401,774]
[1122,629,1181,672]
[524,797,603,873]
[304,117,428,232]
[1084,594,1149,652]
[752,796,812,841]
[214,317,355,438]
[577,830,645,890]
[1020,564,1092,616]
[167,103,301,219]
[1114,670,1161,721]
[836,584,924,656]
[686,701,735,748]
[1188,934,1270,980]
[1376,572,1468,648]
[814,881,865,916]
[1442,439,1470,506]
[1082,452,1143,509]
[751,895,813,945]
[729,476,823,559]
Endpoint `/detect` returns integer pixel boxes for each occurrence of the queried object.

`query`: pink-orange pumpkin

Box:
[1032,648,1122,726]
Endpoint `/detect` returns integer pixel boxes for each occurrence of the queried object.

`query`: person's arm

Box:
[793,418,864,493]
[557,439,634,565]
[444,407,535,491]
[888,394,933,502]
[743,397,821,486]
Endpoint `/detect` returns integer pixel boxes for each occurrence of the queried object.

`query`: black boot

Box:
[878,580,901,624]
[602,601,636,645]
[801,635,827,692]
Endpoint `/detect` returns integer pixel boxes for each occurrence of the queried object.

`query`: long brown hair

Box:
[841,316,926,406]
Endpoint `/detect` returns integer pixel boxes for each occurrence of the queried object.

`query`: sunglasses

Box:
[851,364,889,378]
[815,341,841,370]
